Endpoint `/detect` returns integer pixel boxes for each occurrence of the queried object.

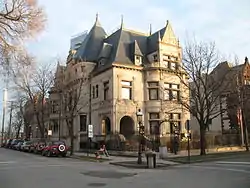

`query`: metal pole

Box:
[58,91,62,140]
[137,123,142,164]
[87,81,92,157]
[241,83,249,151]
[187,135,190,163]
[8,101,13,138]
[1,89,7,146]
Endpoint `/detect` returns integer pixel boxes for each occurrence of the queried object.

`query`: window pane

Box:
[150,121,159,135]
[172,90,179,100]
[161,122,170,135]
[148,82,158,87]
[149,89,158,100]
[172,113,180,120]
[172,84,179,89]
[164,83,170,88]
[171,62,176,69]
[149,113,159,119]
[121,81,131,86]
[164,89,170,100]
[80,115,87,131]
[121,87,131,99]
[163,61,168,67]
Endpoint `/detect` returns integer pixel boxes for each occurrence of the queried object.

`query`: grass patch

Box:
[167,151,250,164]
[74,155,111,163]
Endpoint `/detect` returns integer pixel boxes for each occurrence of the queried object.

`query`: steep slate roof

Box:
[74,18,107,62]
[72,18,177,74]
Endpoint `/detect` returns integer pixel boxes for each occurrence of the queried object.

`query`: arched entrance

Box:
[120,116,135,139]
[101,117,111,135]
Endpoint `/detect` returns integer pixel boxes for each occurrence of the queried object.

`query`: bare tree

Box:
[179,39,231,155]
[0,0,46,49]
[63,76,88,155]
[11,55,54,139]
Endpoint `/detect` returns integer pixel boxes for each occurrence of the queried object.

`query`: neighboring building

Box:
[32,16,190,151]
[70,31,88,52]
[23,95,50,139]
[190,58,250,139]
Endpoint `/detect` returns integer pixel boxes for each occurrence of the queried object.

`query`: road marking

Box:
[193,165,250,174]
[215,161,250,165]
[0,161,16,164]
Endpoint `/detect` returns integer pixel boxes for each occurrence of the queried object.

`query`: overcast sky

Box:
[1,0,250,123]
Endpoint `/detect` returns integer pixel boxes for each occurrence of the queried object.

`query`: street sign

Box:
[88,124,93,138]
[48,130,52,136]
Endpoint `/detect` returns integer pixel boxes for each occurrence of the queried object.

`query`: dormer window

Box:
[135,55,142,65]
[99,58,105,66]
[153,54,158,62]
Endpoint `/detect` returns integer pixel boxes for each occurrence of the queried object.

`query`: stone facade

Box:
[27,17,190,151]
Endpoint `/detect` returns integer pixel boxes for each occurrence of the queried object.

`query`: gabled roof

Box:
[147,20,178,54]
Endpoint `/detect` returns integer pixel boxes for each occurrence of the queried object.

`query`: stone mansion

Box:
[33,16,190,151]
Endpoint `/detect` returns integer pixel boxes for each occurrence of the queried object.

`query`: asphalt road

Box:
[1,148,250,188]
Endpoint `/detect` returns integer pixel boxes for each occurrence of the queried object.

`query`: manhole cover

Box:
[87,183,106,187]
[81,170,137,179]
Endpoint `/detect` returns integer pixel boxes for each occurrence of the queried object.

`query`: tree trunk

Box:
[200,124,206,155]
[69,124,74,156]
[35,112,45,139]
[15,123,22,139]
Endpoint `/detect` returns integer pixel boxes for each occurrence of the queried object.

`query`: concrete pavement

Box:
[1,148,250,188]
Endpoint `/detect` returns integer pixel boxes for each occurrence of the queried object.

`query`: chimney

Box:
[245,56,249,64]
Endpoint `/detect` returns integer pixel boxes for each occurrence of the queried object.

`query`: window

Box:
[170,62,176,70]
[92,86,95,98]
[149,113,160,119]
[75,68,77,74]
[148,82,159,100]
[121,81,132,100]
[81,66,85,72]
[104,81,109,100]
[135,56,142,65]
[164,83,180,101]
[153,54,158,62]
[168,113,181,134]
[53,120,58,133]
[149,113,160,135]
[51,101,57,113]
[79,115,87,132]
[99,58,105,66]
[96,85,99,98]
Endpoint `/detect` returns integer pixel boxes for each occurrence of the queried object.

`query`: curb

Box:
[109,161,177,169]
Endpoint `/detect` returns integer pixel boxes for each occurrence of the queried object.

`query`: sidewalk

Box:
[72,152,178,165]
[72,146,245,166]
[166,146,245,158]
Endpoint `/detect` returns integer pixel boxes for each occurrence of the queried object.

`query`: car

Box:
[14,141,24,150]
[33,140,46,154]
[1,139,7,147]
[20,141,33,152]
[41,141,68,157]
[5,139,13,148]
[10,139,22,149]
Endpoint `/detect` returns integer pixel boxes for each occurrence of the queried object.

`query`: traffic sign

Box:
[88,124,93,138]
[48,130,52,136]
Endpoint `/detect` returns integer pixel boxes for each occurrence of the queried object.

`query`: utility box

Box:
[146,152,156,169]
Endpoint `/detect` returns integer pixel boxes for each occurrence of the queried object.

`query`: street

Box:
[0,148,250,188]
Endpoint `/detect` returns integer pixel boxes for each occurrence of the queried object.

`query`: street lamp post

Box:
[1,88,7,146]
[136,109,144,164]
[36,127,38,138]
